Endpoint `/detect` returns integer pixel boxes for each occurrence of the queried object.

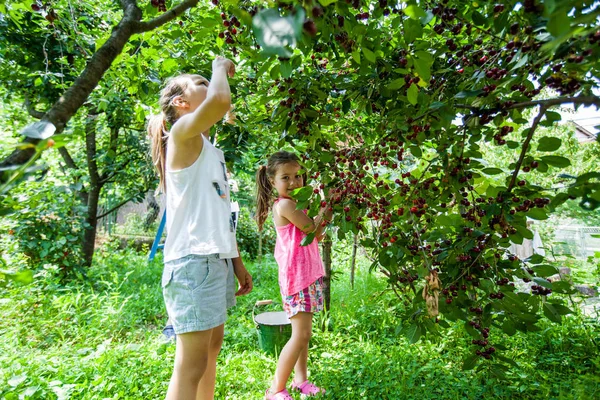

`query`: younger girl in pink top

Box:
[256,151,333,400]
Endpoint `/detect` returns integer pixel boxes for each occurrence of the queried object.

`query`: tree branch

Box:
[58,147,78,170]
[24,97,45,119]
[455,95,600,113]
[0,0,198,175]
[506,95,600,110]
[135,0,199,33]
[99,158,132,185]
[97,195,138,219]
[506,105,548,193]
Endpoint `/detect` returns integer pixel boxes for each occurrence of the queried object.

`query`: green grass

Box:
[1,244,599,399]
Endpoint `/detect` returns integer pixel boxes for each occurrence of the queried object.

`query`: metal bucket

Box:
[253,300,291,355]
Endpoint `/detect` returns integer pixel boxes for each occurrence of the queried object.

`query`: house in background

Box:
[573,121,599,143]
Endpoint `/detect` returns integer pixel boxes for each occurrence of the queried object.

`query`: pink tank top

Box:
[273,200,325,296]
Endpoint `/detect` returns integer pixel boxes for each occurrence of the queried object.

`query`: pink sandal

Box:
[265,388,293,400]
[291,380,326,396]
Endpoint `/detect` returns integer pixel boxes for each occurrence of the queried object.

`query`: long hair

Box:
[147,74,195,193]
[255,151,301,231]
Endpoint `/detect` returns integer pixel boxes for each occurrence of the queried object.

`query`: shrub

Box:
[235,206,275,260]
[0,181,86,278]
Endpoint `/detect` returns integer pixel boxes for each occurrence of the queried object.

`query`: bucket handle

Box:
[253,299,273,325]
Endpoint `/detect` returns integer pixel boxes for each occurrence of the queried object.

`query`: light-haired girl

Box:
[147,56,252,400]
[256,151,332,399]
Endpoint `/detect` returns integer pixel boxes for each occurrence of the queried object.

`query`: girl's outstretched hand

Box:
[213,56,235,78]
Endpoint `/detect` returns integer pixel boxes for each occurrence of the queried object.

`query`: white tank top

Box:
[163,136,238,262]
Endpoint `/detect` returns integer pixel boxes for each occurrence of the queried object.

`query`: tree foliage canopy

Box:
[1,0,600,372]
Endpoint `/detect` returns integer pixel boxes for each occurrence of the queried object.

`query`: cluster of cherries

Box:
[150,0,167,12]
[218,13,241,45]
[531,284,552,296]
[30,2,58,23]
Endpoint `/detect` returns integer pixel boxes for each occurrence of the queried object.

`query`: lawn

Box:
[1,241,599,399]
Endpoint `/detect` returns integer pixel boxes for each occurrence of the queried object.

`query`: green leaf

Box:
[414,52,433,82]
[351,49,361,64]
[290,186,313,202]
[403,18,423,43]
[471,11,488,26]
[279,61,293,78]
[388,78,405,91]
[493,10,509,34]
[506,140,520,149]
[454,90,483,99]
[429,101,446,109]
[548,302,573,315]
[541,155,571,168]
[533,264,558,277]
[496,355,519,368]
[526,254,545,264]
[537,137,562,152]
[300,231,316,246]
[547,10,570,37]
[490,364,508,379]
[534,277,553,289]
[407,84,419,105]
[545,0,557,14]
[481,168,504,175]
[511,54,529,71]
[437,319,450,329]
[526,208,548,220]
[318,0,337,6]
[315,117,336,126]
[403,5,427,19]
[405,323,422,343]
[462,354,479,371]
[545,111,562,123]
[252,7,305,57]
[543,302,562,323]
[514,224,534,240]
[362,46,376,63]
[502,319,516,335]
[410,145,422,158]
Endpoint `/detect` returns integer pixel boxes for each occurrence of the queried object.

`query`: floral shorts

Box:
[282,277,324,319]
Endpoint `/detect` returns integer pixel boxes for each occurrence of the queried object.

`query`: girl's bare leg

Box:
[165,329,213,400]
[293,343,309,384]
[196,324,225,400]
[269,312,313,393]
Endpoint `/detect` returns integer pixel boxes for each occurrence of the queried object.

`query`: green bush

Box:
[235,206,275,260]
[0,181,86,278]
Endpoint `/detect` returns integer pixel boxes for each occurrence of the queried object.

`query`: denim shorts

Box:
[162,254,236,334]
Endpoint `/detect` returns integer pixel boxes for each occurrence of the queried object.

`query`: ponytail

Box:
[255,165,273,231]
[146,73,195,193]
[147,113,168,193]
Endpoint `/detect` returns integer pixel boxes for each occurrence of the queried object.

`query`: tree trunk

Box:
[0,0,199,177]
[143,192,160,230]
[82,182,101,267]
[82,114,101,267]
[350,233,358,289]
[322,236,332,311]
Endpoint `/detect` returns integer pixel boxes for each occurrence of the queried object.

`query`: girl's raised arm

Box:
[171,57,235,142]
